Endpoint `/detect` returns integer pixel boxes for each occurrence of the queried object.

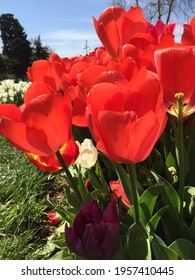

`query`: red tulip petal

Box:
[0,104,21,121]
[97,110,165,163]
[155,46,195,106]
[24,81,56,103]
[22,94,72,155]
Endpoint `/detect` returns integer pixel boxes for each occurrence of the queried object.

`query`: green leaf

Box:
[169,238,195,259]
[88,168,102,189]
[162,186,180,224]
[151,234,180,260]
[152,148,164,175]
[112,162,133,203]
[52,238,66,249]
[151,171,180,224]
[77,171,88,199]
[54,205,76,225]
[146,205,169,233]
[177,217,195,242]
[151,172,183,242]
[124,223,151,260]
[49,249,74,260]
[64,187,80,210]
[175,139,189,176]
[79,190,100,207]
[112,242,124,260]
[152,244,180,260]
[39,238,56,256]
[55,223,66,234]
[128,185,164,225]
[165,146,177,169]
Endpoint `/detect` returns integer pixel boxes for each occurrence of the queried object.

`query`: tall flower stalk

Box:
[175,93,185,223]
[56,150,82,205]
[126,163,140,226]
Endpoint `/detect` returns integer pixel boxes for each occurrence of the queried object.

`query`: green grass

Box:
[0,136,55,259]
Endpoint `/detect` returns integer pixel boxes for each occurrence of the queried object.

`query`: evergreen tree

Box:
[0,13,32,79]
[30,35,51,62]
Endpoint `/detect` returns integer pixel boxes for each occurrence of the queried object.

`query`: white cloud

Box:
[56,16,92,24]
[41,29,102,57]
[43,29,98,42]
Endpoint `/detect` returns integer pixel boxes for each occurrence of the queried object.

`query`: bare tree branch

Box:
[107,0,195,23]
[165,0,174,24]
[107,0,127,9]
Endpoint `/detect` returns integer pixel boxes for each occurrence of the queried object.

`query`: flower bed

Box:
[0,79,31,106]
[0,5,195,260]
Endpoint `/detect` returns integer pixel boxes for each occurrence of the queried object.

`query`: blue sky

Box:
[0,0,109,57]
[0,0,183,58]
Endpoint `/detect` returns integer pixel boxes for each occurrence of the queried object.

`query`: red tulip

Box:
[93,6,146,59]
[26,138,79,172]
[110,180,131,211]
[134,20,176,72]
[24,81,57,104]
[86,68,167,163]
[27,53,66,91]
[0,94,76,157]
[155,46,195,117]
[47,211,61,225]
[146,20,176,42]
[65,200,120,259]
[85,179,94,192]
[70,64,108,127]
[181,17,195,46]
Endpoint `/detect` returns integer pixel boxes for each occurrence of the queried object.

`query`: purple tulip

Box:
[65,199,120,259]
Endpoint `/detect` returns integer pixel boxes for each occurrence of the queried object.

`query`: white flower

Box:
[0,79,31,104]
[8,89,15,97]
[1,79,14,90]
[75,138,98,169]
[1,97,7,103]
[1,92,8,98]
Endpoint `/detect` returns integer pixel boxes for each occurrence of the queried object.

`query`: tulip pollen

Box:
[168,92,194,117]
[175,92,184,99]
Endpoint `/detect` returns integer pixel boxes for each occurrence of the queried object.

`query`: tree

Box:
[0,13,32,79]
[30,35,51,62]
[108,0,195,24]
[140,0,195,24]
[107,0,127,9]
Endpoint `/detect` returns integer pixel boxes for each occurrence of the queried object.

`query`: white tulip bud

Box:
[76,138,98,169]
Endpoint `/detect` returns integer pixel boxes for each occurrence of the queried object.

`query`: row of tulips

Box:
[0,5,195,259]
[0,79,31,106]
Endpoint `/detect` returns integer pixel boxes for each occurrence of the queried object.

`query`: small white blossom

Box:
[1,97,7,103]
[168,166,178,183]
[75,138,98,169]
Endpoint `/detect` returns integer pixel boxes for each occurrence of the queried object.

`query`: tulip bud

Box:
[65,200,120,259]
[189,195,195,216]
[85,179,94,192]
[109,180,131,211]
[75,138,98,169]
[47,211,61,225]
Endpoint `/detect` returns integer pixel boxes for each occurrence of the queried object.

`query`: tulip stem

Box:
[56,150,82,204]
[126,163,140,226]
[175,93,185,224]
